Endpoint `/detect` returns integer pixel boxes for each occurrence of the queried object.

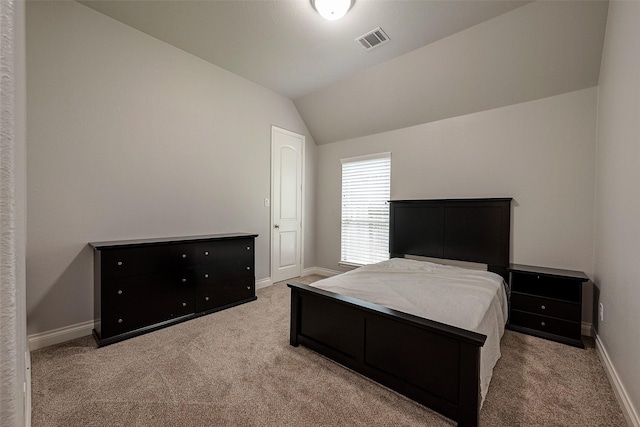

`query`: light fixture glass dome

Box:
[312,0,353,21]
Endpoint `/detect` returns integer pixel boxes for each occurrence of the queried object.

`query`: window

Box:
[340,152,391,266]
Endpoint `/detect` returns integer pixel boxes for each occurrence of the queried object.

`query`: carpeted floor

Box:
[31,275,626,426]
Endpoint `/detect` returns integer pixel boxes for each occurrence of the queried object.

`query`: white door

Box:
[271,126,303,283]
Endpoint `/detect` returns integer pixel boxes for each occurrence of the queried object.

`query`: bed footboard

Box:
[288,282,486,427]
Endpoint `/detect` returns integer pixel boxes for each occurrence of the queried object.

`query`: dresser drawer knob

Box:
[205,296,209,301]
[118,318,123,324]
[204,273,209,278]
[182,302,187,307]
[182,278,187,283]
[182,254,187,259]
[246,266,251,270]
[117,290,123,295]
[247,286,251,290]
[541,305,546,310]
[204,251,209,256]
[541,321,546,327]
[117,261,123,266]
[246,246,251,250]
[536,275,540,279]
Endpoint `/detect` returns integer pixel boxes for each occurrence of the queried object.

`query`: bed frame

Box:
[288,198,512,427]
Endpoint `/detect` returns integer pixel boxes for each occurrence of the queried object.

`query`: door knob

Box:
[274,224,280,229]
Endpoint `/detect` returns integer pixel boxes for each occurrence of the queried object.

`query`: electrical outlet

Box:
[599,303,604,322]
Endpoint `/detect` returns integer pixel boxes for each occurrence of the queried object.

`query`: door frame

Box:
[270,125,305,283]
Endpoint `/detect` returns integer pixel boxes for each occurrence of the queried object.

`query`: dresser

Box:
[90,233,258,346]
[507,264,589,348]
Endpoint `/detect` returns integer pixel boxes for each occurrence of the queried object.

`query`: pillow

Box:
[404,254,488,271]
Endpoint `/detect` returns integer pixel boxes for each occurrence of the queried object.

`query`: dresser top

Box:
[90,232,258,250]
[508,263,589,281]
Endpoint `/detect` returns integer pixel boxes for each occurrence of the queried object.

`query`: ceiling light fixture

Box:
[311,0,354,21]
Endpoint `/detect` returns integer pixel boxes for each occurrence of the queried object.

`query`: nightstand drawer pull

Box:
[541,305,546,310]
[541,321,546,327]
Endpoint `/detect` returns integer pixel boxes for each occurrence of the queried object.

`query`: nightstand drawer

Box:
[511,293,580,322]
[511,273,581,303]
[510,310,581,340]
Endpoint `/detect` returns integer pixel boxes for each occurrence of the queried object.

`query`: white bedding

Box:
[310,257,508,404]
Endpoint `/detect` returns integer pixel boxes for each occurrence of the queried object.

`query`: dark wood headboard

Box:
[389,198,512,280]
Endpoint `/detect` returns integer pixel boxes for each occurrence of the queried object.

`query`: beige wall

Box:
[595,0,640,419]
[295,0,607,145]
[26,1,316,335]
[316,88,597,322]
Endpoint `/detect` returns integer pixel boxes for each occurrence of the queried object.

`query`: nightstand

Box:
[507,264,589,348]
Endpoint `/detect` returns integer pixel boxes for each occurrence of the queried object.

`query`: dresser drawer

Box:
[193,238,254,266]
[511,293,580,322]
[101,273,194,339]
[101,244,194,279]
[194,281,254,312]
[195,272,254,312]
[102,270,196,298]
[510,310,581,340]
[194,256,254,280]
[194,265,253,285]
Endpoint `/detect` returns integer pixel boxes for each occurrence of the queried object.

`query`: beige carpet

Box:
[31,275,626,426]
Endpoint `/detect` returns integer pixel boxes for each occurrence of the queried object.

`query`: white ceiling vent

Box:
[356,27,390,50]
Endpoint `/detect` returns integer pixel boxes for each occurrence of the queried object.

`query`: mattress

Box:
[310,257,508,403]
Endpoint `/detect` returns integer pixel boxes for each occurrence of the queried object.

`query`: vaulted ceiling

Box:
[79,0,609,145]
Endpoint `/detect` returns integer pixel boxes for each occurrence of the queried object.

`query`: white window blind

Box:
[341,152,391,266]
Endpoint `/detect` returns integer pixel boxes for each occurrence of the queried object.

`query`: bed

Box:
[288,198,512,427]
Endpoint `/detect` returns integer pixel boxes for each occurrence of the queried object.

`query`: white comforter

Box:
[310,257,508,404]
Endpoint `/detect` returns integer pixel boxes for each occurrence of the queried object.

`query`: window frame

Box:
[339,152,391,267]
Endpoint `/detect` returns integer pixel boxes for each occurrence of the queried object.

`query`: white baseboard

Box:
[256,277,273,290]
[594,331,640,427]
[28,320,94,351]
